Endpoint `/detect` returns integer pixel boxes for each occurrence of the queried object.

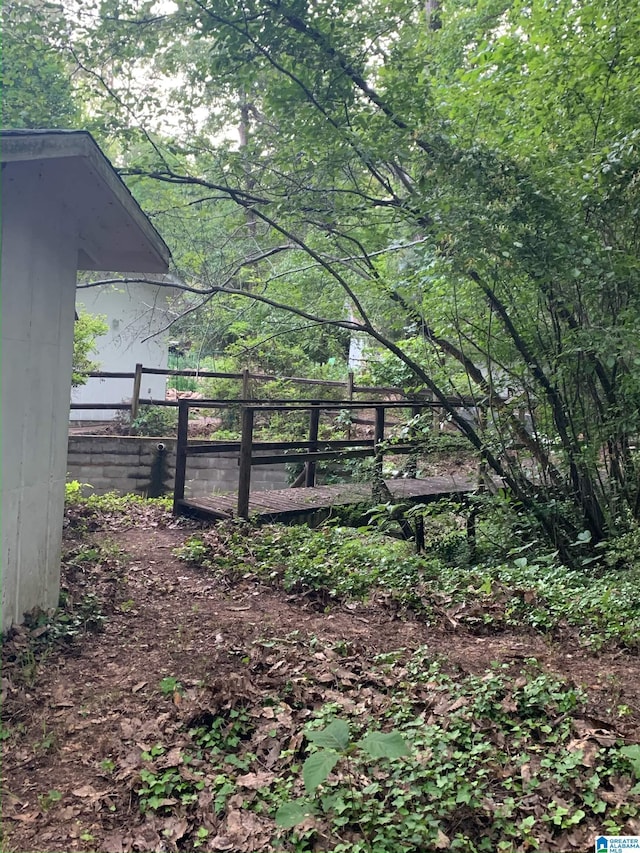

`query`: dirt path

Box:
[2,520,639,852]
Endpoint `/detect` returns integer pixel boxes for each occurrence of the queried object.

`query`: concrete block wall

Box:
[66,436,289,497]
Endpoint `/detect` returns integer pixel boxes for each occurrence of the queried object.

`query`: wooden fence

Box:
[69,363,422,418]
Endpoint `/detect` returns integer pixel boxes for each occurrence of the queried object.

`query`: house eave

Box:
[1,129,171,273]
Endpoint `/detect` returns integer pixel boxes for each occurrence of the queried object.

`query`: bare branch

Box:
[77,277,207,294]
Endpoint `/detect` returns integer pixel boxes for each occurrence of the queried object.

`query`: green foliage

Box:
[83,491,171,512]
[270,656,637,849]
[138,749,205,812]
[6,575,110,685]
[176,525,427,606]
[128,405,178,437]
[189,708,253,756]
[37,789,62,812]
[620,746,640,794]
[72,313,108,388]
[65,487,171,513]
[67,0,640,558]
[176,521,640,650]
[19,588,106,648]
[65,480,92,504]
[46,592,106,642]
[2,0,80,129]
[159,676,184,697]
[430,553,640,651]
[135,708,254,817]
[283,716,411,831]
[63,488,172,538]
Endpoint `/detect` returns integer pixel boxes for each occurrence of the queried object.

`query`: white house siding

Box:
[72,282,172,420]
[1,162,78,628]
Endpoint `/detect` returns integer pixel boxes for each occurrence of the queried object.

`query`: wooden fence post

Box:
[173,399,189,514]
[131,362,143,420]
[372,405,386,500]
[237,406,255,519]
[346,371,355,439]
[405,403,421,479]
[374,405,385,446]
[242,367,251,400]
[305,402,321,487]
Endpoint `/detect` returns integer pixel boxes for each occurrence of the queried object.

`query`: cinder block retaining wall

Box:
[66,436,290,497]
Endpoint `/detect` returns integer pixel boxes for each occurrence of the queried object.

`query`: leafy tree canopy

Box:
[66,0,640,557]
[1,0,81,128]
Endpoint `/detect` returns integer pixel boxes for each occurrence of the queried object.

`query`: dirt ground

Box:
[2,509,639,853]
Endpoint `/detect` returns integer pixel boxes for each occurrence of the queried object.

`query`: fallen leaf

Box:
[101,831,124,853]
[156,746,183,769]
[435,829,451,849]
[567,738,600,766]
[210,835,234,851]
[10,811,39,823]
[236,770,275,790]
[162,816,189,842]
[119,720,137,740]
[215,809,272,851]
[71,785,106,800]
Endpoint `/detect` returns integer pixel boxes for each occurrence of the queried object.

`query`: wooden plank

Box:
[178,476,476,523]
[131,362,143,420]
[70,402,132,410]
[185,438,377,455]
[251,448,375,465]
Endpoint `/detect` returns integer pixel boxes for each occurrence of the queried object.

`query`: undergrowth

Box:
[64,481,173,532]
[175,523,640,651]
[127,648,639,852]
[2,491,638,852]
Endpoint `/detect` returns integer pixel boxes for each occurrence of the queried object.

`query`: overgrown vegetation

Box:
[128,405,178,437]
[1,537,126,688]
[64,481,172,531]
[2,493,638,852]
[175,519,640,651]
[58,0,640,561]
[101,648,640,851]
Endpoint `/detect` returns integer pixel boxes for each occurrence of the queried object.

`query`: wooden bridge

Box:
[172,398,481,523]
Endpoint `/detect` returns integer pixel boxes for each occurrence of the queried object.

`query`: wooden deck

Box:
[176,475,477,522]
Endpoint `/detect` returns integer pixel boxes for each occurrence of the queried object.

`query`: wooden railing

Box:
[172,398,461,519]
[70,363,413,418]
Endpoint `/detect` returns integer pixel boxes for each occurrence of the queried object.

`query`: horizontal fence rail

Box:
[71,363,477,418]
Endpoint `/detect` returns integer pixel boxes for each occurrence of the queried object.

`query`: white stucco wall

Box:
[1,162,79,629]
[71,283,172,420]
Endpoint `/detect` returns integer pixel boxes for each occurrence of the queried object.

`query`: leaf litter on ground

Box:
[0,500,638,852]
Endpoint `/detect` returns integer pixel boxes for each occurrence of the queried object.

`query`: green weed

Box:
[37,789,62,811]
[176,522,640,649]
[159,676,185,697]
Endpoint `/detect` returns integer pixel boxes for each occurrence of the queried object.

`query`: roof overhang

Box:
[1,130,171,273]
